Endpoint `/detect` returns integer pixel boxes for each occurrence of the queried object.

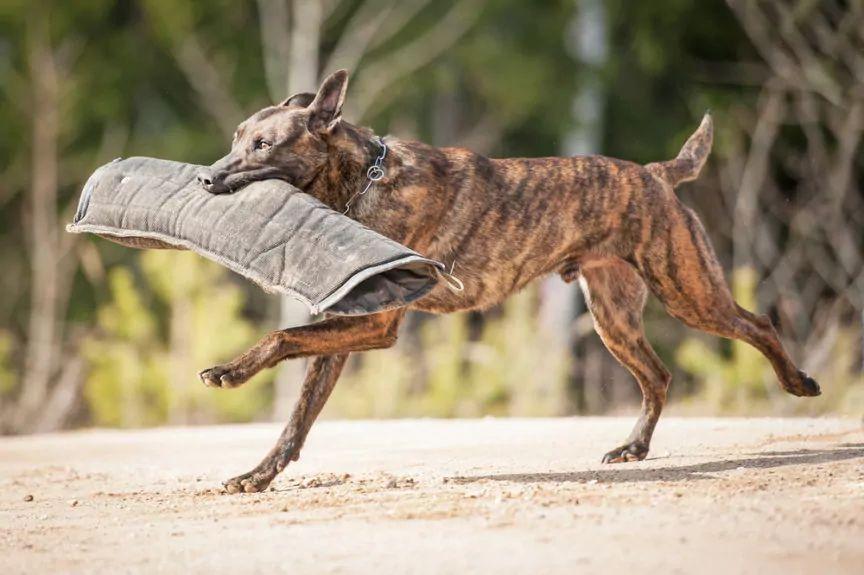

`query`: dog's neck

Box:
[308,122,387,212]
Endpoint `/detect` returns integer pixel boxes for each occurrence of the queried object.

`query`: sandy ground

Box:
[1,417,863,574]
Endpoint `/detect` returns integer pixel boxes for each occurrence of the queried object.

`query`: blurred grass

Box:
[84,252,272,426]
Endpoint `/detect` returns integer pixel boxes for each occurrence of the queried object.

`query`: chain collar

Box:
[343,137,387,215]
[339,136,464,294]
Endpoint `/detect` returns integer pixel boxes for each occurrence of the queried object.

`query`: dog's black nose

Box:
[197,171,228,194]
[197,171,214,190]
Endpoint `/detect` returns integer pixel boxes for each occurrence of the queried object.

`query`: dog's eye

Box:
[253,139,271,151]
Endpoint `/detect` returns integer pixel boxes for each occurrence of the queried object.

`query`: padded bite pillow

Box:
[67,157,445,316]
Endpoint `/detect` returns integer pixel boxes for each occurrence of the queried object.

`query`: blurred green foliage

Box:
[84,252,271,426]
[331,289,568,418]
[0,330,14,395]
[85,267,166,426]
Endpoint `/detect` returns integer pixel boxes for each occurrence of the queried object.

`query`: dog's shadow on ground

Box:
[450,443,864,485]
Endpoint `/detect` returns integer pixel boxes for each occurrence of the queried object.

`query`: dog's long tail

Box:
[649,112,713,188]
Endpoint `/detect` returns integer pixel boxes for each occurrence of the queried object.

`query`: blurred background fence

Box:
[0,0,861,433]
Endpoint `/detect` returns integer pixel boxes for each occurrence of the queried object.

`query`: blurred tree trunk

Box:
[11,13,82,432]
[267,0,322,421]
[541,0,608,414]
[17,16,60,424]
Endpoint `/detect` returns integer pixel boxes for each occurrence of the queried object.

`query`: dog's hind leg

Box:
[577,257,672,463]
[223,353,349,493]
[638,203,820,398]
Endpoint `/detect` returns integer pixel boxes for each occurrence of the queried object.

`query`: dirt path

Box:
[1,417,863,574]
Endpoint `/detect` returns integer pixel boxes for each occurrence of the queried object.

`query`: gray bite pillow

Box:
[67,157,446,316]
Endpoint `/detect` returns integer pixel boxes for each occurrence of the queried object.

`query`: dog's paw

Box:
[198,364,250,389]
[601,442,649,464]
[783,370,821,397]
[223,470,275,494]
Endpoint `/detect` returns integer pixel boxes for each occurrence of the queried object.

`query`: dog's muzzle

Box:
[196,168,230,194]
[198,151,238,194]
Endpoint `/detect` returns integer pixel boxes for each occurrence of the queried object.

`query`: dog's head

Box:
[197,70,350,195]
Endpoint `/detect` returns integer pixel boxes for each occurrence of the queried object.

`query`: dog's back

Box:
[408,115,713,313]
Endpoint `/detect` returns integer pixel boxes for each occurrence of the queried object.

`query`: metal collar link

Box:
[341,137,464,294]
[343,137,387,214]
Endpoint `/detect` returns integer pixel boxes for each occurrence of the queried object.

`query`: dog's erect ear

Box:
[280,92,315,108]
[308,70,349,133]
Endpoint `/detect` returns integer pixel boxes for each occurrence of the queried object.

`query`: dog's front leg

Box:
[199,310,404,389]
[208,309,405,493]
[223,353,349,493]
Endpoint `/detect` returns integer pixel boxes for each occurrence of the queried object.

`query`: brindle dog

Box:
[197,70,821,494]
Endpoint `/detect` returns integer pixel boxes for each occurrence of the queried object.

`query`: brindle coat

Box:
[197,70,820,494]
